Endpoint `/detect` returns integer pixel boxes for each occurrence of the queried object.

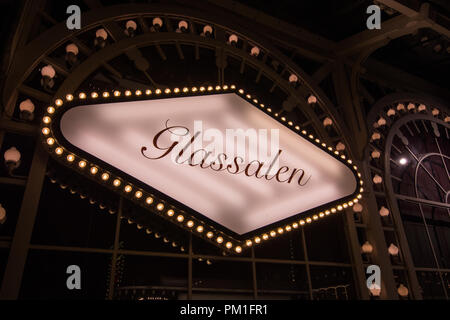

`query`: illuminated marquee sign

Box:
[41,85,363,254]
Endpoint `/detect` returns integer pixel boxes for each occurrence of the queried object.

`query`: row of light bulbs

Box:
[48,173,187,253]
[370,102,450,142]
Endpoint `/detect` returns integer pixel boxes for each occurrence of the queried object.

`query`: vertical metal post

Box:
[0,142,48,299]
[187,233,192,299]
[251,247,258,299]
[342,208,370,299]
[301,228,313,300]
[107,196,123,300]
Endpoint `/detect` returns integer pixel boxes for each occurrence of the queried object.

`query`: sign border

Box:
[40,84,363,254]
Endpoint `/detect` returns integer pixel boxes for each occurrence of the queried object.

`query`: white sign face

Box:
[60,93,357,236]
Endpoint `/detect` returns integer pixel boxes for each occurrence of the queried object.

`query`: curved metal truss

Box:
[3,3,354,157]
[365,92,450,299]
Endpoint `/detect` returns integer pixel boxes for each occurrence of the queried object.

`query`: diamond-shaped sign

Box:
[41,85,362,253]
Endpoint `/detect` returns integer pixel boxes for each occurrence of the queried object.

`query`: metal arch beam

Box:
[336,14,429,56]
[366,92,450,128]
[346,40,389,158]
[46,31,333,146]
[203,0,335,62]
[2,3,350,152]
[382,114,450,300]
[337,2,450,57]
[377,0,450,37]
[362,59,450,102]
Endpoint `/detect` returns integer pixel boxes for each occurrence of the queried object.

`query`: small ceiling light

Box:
[388,243,399,256]
[0,204,6,224]
[336,142,345,151]
[186,220,194,228]
[386,108,395,117]
[288,74,298,83]
[96,28,108,40]
[202,25,212,37]
[323,117,333,127]
[250,46,260,57]
[65,43,79,65]
[225,242,232,249]
[371,150,381,159]
[379,206,390,217]
[177,215,184,222]
[206,231,213,238]
[66,154,75,162]
[228,34,238,45]
[46,137,55,145]
[178,20,188,32]
[371,132,381,141]
[146,197,153,204]
[432,108,439,116]
[94,28,108,48]
[19,99,35,121]
[353,203,363,213]
[397,284,408,297]
[216,236,223,244]
[156,203,164,211]
[196,225,203,233]
[373,175,382,184]
[113,179,121,187]
[78,160,86,168]
[418,104,426,112]
[307,95,317,104]
[124,185,132,193]
[4,147,21,172]
[41,65,55,78]
[407,103,415,111]
[101,173,109,181]
[152,17,163,30]
[398,157,408,166]
[125,20,137,37]
[369,283,381,297]
[40,65,55,89]
[377,117,386,126]
[361,241,373,254]
[396,103,405,111]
